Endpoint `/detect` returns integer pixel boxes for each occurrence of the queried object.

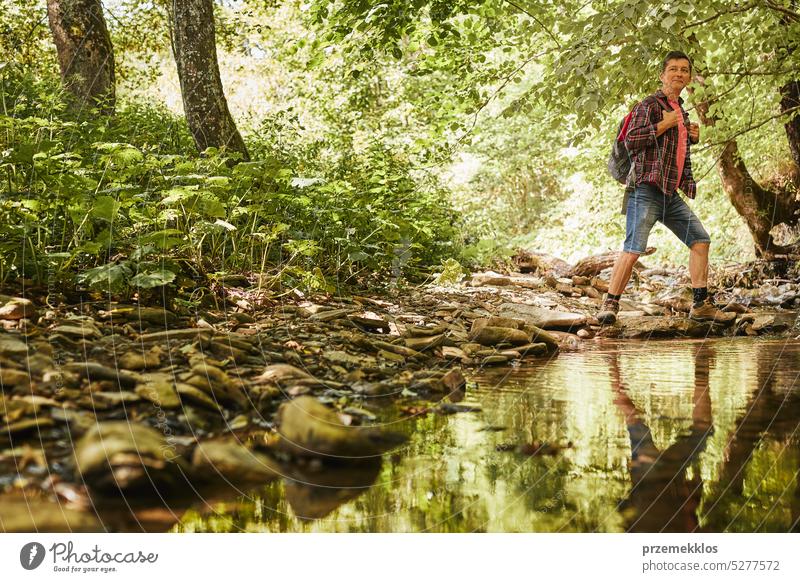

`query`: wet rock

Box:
[176,383,223,412]
[0,334,28,356]
[276,396,407,458]
[469,317,524,334]
[73,421,188,492]
[118,346,163,370]
[441,346,467,361]
[186,362,246,406]
[516,342,549,356]
[0,417,55,436]
[309,308,352,322]
[0,368,31,388]
[191,440,280,484]
[497,303,588,330]
[404,334,445,352]
[370,340,426,360]
[105,306,178,326]
[652,288,693,313]
[469,326,530,346]
[442,368,467,392]
[610,316,717,339]
[138,328,214,343]
[0,298,35,320]
[459,342,484,357]
[481,355,509,366]
[404,324,447,337]
[0,497,102,532]
[349,315,390,333]
[63,362,139,388]
[253,364,326,389]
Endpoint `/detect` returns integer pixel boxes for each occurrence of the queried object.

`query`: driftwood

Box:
[514,250,573,276]
[569,247,656,277]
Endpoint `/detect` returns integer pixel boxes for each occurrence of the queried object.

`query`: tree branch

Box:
[503,0,562,49]
[684,1,760,30]
[694,104,800,152]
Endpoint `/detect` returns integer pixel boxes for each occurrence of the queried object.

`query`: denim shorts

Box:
[623,183,710,254]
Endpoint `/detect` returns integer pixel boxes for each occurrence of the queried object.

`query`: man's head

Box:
[660,51,692,96]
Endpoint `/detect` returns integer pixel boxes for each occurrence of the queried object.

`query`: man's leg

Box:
[688,241,709,288]
[662,196,735,323]
[598,185,659,324]
[608,251,642,296]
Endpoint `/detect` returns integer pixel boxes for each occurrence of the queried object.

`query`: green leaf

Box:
[130,268,176,289]
[91,196,121,222]
[79,262,132,291]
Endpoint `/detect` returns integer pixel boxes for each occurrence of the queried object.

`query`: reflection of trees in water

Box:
[609,342,800,532]
[700,346,800,532]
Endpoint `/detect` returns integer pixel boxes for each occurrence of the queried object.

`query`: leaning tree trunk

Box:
[691,75,797,257]
[170,0,249,160]
[46,0,116,115]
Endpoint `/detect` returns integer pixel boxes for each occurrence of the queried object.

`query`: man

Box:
[597,51,736,325]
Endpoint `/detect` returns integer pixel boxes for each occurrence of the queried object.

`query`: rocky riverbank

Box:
[1,257,798,530]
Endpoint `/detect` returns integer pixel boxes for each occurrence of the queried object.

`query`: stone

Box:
[0,335,28,356]
[497,303,588,329]
[481,355,509,366]
[442,368,466,392]
[63,362,139,388]
[50,324,102,339]
[0,298,34,320]
[469,326,530,346]
[404,324,447,337]
[469,317,523,335]
[118,347,162,370]
[135,373,181,408]
[253,364,326,388]
[276,396,407,458]
[404,334,445,352]
[612,316,717,339]
[516,343,548,356]
[191,440,280,484]
[0,368,31,388]
[470,271,512,286]
[349,315,391,333]
[72,421,188,492]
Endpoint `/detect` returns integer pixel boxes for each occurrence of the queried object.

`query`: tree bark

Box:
[780,80,800,169]
[170,0,249,160]
[692,75,797,257]
[46,0,116,115]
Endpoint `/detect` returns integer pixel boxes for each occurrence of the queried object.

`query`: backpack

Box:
[607,112,635,184]
[607,96,669,184]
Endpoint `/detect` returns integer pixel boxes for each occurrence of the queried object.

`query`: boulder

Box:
[276,396,407,458]
[497,303,588,330]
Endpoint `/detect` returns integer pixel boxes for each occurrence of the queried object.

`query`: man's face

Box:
[660,58,691,94]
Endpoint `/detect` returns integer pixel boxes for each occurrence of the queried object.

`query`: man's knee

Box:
[690,241,710,253]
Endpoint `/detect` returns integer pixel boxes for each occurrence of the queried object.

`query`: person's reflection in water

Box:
[609,345,714,532]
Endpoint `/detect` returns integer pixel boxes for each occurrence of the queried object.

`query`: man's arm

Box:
[625,100,681,152]
[624,100,657,152]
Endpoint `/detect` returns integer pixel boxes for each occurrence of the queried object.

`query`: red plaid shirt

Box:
[624,90,697,199]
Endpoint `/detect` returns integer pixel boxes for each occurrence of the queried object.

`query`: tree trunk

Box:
[780,79,800,170]
[692,75,797,257]
[170,0,249,160]
[46,0,116,115]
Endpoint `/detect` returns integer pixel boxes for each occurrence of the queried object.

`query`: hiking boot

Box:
[689,298,737,324]
[597,296,620,324]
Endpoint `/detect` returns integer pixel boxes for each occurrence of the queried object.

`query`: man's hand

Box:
[661,109,681,128]
[688,122,700,143]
